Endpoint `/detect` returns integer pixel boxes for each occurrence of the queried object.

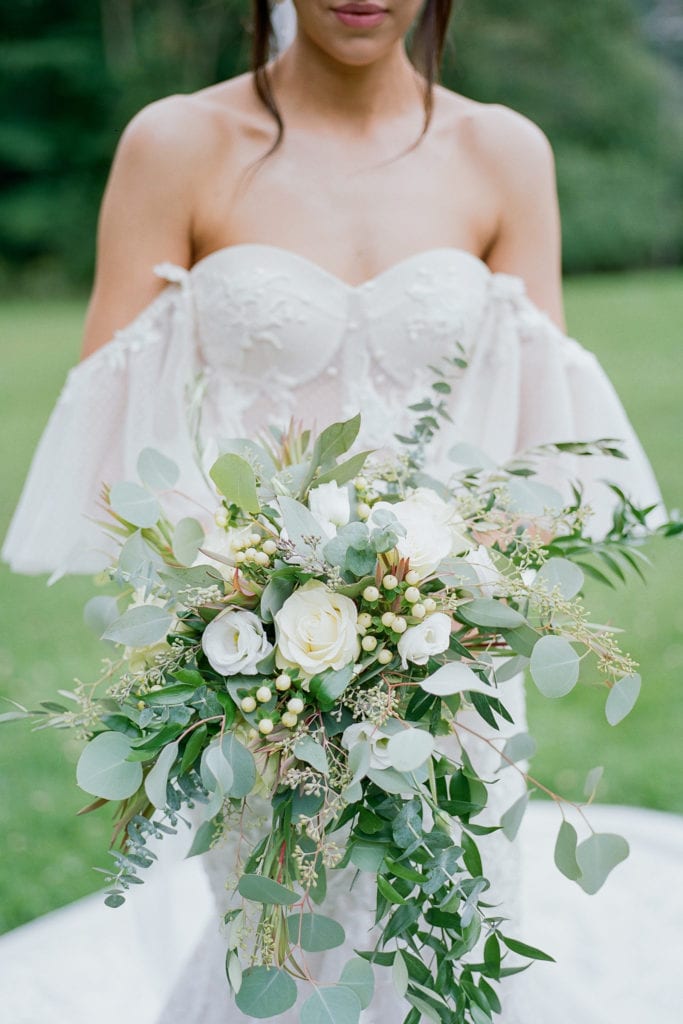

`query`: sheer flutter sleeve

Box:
[2,264,211,578]
[438,273,666,537]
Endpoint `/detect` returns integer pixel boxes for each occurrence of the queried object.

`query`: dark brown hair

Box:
[250,0,454,161]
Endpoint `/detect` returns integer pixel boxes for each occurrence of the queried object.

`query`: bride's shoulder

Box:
[435,87,557,177]
[115,73,259,168]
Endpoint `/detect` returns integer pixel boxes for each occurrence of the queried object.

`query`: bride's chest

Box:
[190,245,491,387]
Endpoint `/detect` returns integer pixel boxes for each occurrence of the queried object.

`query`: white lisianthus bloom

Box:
[341,721,393,770]
[202,608,273,676]
[275,579,360,677]
[463,544,504,599]
[397,612,452,668]
[308,481,351,538]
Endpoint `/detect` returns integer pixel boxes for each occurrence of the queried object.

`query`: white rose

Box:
[369,489,469,578]
[202,608,273,676]
[463,545,503,599]
[308,481,351,539]
[397,612,451,668]
[406,488,471,558]
[275,579,360,677]
[341,721,394,770]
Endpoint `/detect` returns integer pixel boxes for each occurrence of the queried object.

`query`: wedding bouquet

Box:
[6,376,675,1024]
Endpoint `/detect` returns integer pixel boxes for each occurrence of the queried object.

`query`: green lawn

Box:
[0,269,681,933]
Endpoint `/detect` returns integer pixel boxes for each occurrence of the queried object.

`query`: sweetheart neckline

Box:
[186,242,496,290]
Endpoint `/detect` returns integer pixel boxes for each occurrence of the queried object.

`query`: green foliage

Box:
[1,2,681,291]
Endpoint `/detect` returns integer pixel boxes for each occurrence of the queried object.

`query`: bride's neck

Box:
[270,34,423,131]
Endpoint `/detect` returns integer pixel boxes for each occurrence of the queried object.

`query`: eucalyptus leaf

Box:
[144,740,179,809]
[278,495,327,553]
[102,605,173,648]
[109,481,161,528]
[501,791,529,840]
[605,673,641,726]
[210,454,260,513]
[300,985,362,1024]
[137,448,180,490]
[554,820,581,881]
[260,576,295,624]
[83,596,120,637]
[172,517,205,566]
[529,635,580,698]
[339,958,374,1010]
[584,765,604,799]
[220,733,257,797]
[294,735,329,775]
[286,912,345,951]
[237,874,299,905]
[500,732,537,767]
[76,733,142,800]
[506,478,564,515]
[186,818,217,858]
[576,832,629,894]
[218,438,277,482]
[235,966,297,1018]
[386,728,434,772]
[201,742,234,793]
[458,598,526,629]
[535,558,584,600]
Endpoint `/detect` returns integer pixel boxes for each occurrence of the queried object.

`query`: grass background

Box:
[0,269,681,934]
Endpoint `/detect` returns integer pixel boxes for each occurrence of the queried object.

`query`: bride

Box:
[3,2,675,1022]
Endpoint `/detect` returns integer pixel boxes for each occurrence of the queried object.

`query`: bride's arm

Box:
[475,105,567,333]
[80,96,202,360]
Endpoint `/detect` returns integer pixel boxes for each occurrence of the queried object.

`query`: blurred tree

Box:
[446,0,683,268]
[0,0,681,290]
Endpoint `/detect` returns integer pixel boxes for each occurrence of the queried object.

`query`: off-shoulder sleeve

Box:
[2,264,211,578]
[441,273,666,537]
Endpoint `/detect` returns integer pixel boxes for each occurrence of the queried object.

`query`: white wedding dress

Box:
[2,244,678,1024]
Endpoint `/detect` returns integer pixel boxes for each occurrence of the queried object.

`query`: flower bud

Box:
[382,574,399,590]
[363,586,380,602]
[241,696,257,713]
[214,509,228,528]
[254,551,270,566]
[275,673,292,692]
[411,603,426,619]
[258,718,274,735]
[405,569,421,586]
[244,547,257,560]
[262,539,278,556]
[358,612,373,629]
[381,611,396,627]
[392,616,407,634]
[249,532,261,546]
[361,635,378,652]
[377,648,393,665]
[256,686,272,703]
[287,697,305,714]
[423,597,437,613]
[357,502,371,520]
[405,586,420,603]
[281,711,298,729]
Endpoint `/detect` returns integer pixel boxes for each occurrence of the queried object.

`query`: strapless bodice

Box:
[152,243,527,451]
[2,243,663,576]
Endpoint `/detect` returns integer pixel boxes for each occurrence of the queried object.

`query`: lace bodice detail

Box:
[163,244,494,448]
